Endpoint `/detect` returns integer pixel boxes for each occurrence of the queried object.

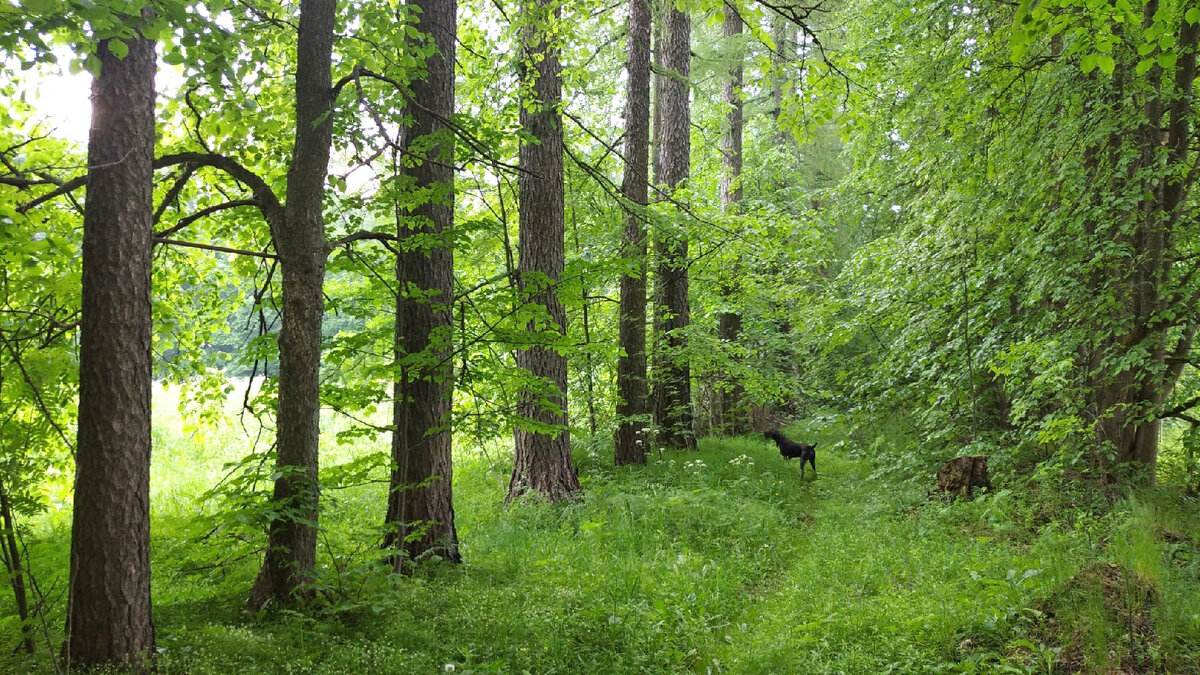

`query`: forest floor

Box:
[4,401,1200,673]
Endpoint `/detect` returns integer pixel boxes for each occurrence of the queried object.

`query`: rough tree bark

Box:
[250,0,337,608]
[614,0,652,466]
[651,2,695,449]
[716,1,746,436]
[66,23,157,670]
[718,3,743,212]
[508,0,582,502]
[383,0,461,568]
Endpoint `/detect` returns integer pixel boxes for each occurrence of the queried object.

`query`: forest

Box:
[2,0,1200,671]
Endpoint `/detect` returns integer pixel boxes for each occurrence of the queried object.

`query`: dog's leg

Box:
[809,455,816,478]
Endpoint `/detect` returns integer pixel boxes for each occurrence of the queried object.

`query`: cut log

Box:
[936,455,990,499]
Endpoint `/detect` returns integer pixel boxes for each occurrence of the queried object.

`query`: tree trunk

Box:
[716,2,746,436]
[718,3,743,213]
[614,0,652,466]
[67,24,157,670]
[0,476,34,654]
[572,214,599,437]
[651,2,695,449]
[508,0,581,502]
[769,12,795,146]
[384,0,460,569]
[1088,15,1199,485]
[250,0,337,608]
[651,1,664,187]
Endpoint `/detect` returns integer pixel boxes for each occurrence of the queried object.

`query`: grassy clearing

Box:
[2,402,1199,673]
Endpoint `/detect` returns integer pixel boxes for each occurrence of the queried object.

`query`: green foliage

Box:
[5,410,1200,671]
[799,0,1200,482]
[7,0,1200,669]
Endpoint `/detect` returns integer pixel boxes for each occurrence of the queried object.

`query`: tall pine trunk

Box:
[508,0,581,501]
[384,0,461,567]
[614,0,652,466]
[251,0,337,608]
[651,3,695,449]
[716,2,746,435]
[67,22,157,670]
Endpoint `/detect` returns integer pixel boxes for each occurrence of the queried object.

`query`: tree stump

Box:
[936,455,991,499]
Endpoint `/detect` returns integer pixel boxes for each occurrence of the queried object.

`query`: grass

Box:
[2,396,1200,673]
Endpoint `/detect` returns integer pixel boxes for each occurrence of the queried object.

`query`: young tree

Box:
[651,2,695,449]
[250,0,338,607]
[383,0,461,567]
[67,17,157,669]
[614,0,653,466]
[508,0,582,501]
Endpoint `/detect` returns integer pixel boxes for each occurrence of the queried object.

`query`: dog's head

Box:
[763,429,781,441]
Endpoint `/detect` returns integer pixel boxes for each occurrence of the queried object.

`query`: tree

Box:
[1076,6,1200,480]
[768,10,796,146]
[827,0,1200,484]
[614,0,652,466]
[0,129,80,663]
[651,1,695,449]
[383,0,461,567]
[508,0,582,501]
[715,1,746,435]
[250,0,338,608]
[66,17,157,669]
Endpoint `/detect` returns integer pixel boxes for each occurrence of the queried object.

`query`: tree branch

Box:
[153,164,200,224]
[324,230,399,253]
[336,67,530,177]
[0,177,57,189]
[16,175,86,213]
[0,334,75,457]
[154,152,284,233]
[154,237,276,259]
[155,199,258,239]
[17,153,285,235]
[1162,391,1200,420]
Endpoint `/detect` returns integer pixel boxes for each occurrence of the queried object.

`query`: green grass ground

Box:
[3,401,1199,673]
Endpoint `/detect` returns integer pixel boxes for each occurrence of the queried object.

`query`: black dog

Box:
[763,429,817,479]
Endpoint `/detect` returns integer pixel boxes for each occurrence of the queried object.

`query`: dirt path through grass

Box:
[708,439,1062,672]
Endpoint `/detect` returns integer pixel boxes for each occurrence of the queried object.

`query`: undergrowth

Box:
[2,405,1199,673]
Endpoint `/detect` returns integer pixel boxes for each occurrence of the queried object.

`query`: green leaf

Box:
[108,39,129,60]
[1136,57,1155,75]
[1097,54,1115,75]
[1187,7,1200,25]
[1158,52,1177,69]
[1081,53,1098,74]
